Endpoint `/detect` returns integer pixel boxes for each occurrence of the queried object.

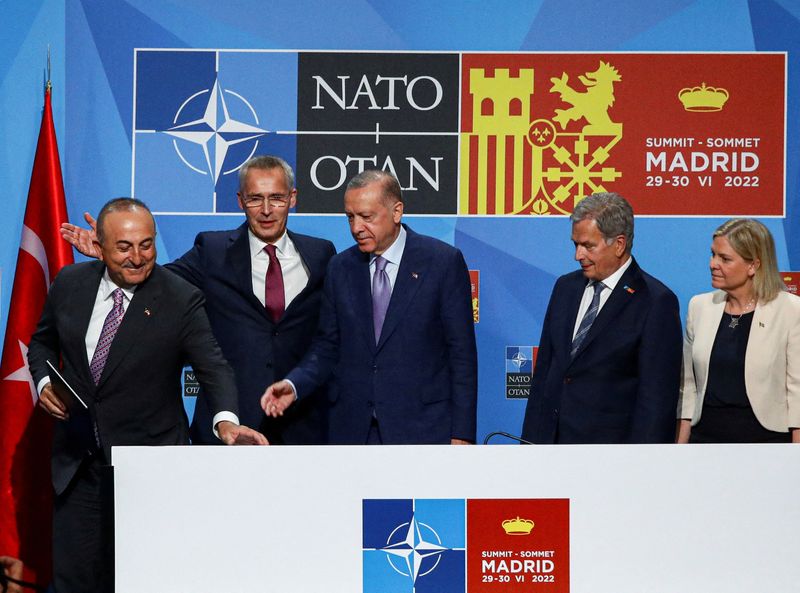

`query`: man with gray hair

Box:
[61,156,336,445]
[521,192,682,444]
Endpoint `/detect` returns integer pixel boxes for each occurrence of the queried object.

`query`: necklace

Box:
[728,297,756,329]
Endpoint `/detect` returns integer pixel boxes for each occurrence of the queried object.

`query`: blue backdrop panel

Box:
[3,0,800,443]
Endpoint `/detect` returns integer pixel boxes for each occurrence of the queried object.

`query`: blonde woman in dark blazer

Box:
[677,219,800,443]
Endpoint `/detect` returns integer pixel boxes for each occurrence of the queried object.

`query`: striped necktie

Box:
[571,281,605,358]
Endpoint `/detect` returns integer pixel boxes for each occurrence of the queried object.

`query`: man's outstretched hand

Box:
[61,212,100,258]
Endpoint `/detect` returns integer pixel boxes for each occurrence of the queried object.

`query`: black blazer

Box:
[167,224,336,444]
[27,261,238,495]
[521,258,682,444]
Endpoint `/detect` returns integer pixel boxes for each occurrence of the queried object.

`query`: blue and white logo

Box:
[133,50,298,214]
[164,78,266,184]
[363,499,465,593]
[506,346,533,373]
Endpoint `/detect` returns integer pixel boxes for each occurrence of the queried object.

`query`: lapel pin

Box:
[623,285,635,294]
[411,272,419,279]
[144,308,151,317]
[759,321,765,327]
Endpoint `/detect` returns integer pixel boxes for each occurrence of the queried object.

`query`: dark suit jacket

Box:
[521,258,682,444]
[287,225,478,444]
[168,225,335,444]
[27,261,238,495]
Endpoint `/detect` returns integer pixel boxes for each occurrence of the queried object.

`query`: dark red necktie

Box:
[264,244,285,323]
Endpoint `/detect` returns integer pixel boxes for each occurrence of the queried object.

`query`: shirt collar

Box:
[596,255,632,291]
[248,228,290,258]
[371,225,406,267]
[100,270,136,302]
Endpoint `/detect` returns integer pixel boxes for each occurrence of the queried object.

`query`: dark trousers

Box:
[366,417,383,444]
[53,458,114,593]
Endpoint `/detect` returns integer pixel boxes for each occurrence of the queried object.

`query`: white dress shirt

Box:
[248,229,309,308]
[572,256,633,340]
[36,271,134,394]
[38,270,238,437]
[85,272,135,362]
[369,225,407,292]
[285,226,407,401]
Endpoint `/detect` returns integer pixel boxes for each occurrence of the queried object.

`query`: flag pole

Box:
[0,48,73,589]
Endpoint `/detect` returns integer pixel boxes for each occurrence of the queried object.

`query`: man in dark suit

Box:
[29,199,266,593]
[521,192,682,444]
[61,156,336,444]
[262,170,477,445]
[168,156,335,444]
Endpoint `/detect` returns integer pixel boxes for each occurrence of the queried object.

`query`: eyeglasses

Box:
[242,193,292,209]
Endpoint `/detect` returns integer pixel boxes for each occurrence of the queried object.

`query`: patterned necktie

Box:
[372,255,391,343]
[264,244,285,323]
[571,281,605,358]
[89,288,125,385]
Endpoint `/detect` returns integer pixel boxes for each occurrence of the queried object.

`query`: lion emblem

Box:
[550,61,622,135]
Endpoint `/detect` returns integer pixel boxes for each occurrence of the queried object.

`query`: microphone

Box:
[483,431,535,445]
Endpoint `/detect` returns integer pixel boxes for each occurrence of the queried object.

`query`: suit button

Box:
[273,331,279,337]
[564,377,572,384]
[372,365,378,372]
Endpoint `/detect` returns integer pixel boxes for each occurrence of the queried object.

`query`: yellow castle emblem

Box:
[460,60,623,216]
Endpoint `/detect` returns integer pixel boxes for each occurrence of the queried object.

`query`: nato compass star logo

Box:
[363,499,465,593]
[166,78,267,183]
[506,346,533,373]
[133,50,298,213]
[511,349,528,371]
[380,516,448,581]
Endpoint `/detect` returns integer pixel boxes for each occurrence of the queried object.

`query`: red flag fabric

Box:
[0,84,73,586]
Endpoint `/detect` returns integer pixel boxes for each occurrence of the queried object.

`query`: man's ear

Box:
[93,240,105,261]
[392,200,404,223]
[614,235,627,258]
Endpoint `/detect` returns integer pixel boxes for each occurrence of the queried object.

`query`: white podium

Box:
[113,444,800,593]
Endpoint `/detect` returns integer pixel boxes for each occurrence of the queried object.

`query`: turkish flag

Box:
[0,84,73,587]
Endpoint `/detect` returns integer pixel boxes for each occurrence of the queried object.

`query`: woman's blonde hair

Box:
[713,218,785,303]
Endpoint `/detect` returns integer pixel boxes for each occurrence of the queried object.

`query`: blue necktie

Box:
[571,281,605,358]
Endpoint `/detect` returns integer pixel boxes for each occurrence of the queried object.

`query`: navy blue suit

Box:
[168,224,336,444]
[521,258,682,444]
[287,225,478,444]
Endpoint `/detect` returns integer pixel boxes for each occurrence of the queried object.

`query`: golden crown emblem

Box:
[501,516,534,535]
[678,82,729,112]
